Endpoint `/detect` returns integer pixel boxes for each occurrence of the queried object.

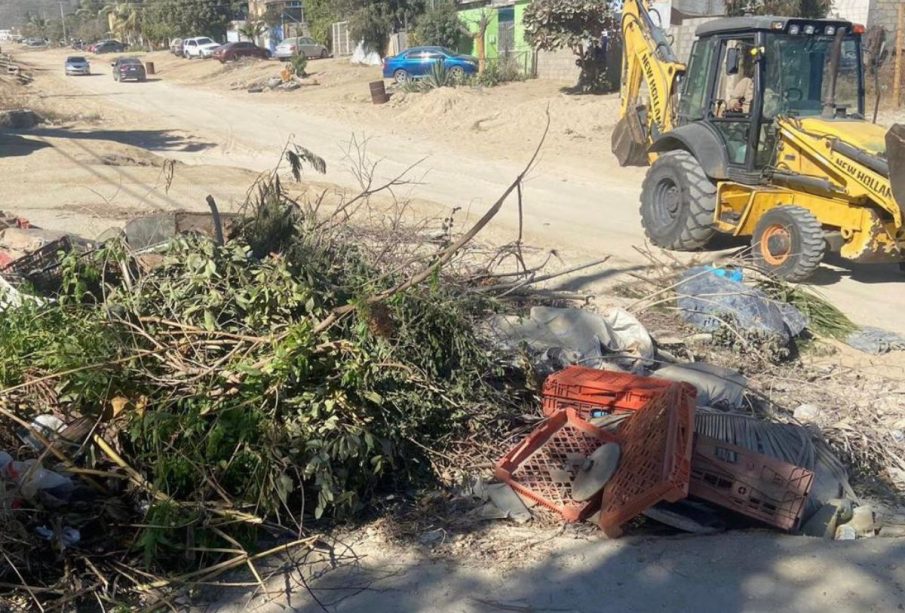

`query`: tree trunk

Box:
[476,33,485,73]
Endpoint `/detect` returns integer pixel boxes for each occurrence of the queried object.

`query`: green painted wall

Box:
[457,1,531,59]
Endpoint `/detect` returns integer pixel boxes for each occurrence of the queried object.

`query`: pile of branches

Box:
[0,146,555,609]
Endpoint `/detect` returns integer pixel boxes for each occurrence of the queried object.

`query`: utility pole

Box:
[60,2,68,44]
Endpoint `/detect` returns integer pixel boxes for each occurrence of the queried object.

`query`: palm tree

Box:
[237,20,267,44]
[100,2,142,45]
[27,15,50,40]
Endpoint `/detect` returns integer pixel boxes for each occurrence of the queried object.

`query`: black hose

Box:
[822,27,847,118]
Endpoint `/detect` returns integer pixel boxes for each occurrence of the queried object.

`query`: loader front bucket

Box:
[885,124,905,221]
[612,114,650,167]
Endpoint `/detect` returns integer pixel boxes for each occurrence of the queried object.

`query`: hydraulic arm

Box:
[612,0,686,166]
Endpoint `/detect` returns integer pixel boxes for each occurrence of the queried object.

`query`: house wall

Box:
[535,48,580,81]
[457,0,531,60]
[868,0,899,39]
[668,16,718,63]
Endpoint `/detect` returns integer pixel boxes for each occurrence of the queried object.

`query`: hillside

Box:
[0,0,78,28]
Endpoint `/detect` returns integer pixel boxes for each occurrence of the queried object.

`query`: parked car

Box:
[274,36,329,60]
[64,56,90,76]
[94,40,125,54]
[212,41,270,63]
[382,46,478,83]
[182,37,220,59]
[170,38,184,56]
[24,38,47,47]
[111,57,146,82]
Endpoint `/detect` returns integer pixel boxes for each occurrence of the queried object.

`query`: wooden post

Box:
[895,3,905,105]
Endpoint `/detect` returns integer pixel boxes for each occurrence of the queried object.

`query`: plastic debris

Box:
[486,306,655,373]
[642,499,726,534]
[845,326,905,354]
[35,526,81,548]
[676,266,806,345]
[0,451,74,502]
[654,362,746,409]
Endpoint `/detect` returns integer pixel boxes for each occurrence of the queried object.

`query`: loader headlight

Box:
[789,24,800,35]
[804,24,816,34]
[825,25,836,35]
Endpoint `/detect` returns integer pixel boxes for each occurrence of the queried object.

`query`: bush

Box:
[523,0,616,93]
[290,53,308,76]
[473,57,527,87]
[414,2,467,49]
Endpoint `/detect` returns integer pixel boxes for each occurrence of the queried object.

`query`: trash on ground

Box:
[676,266,807,348]
[845,326,905,354]
[123,210,240,251]
[653,362,746,410]
[642,499,726,534]
[486,306,654,374]
[490,364,867,538]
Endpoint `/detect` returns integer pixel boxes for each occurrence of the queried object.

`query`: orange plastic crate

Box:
[542,367,677,419]
[598,384,696,537]
[690,435,814,531]
[494,408,619,522]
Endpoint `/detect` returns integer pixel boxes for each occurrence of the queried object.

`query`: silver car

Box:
[65,55,90,76]
[274,36,329,60]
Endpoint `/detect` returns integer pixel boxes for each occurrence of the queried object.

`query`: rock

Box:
[418,528,445,546]
[266,77,282,89]
[835,523,857,540]
[878,525,905,538]
[801,499,853,538]
[830,498,854,524]
[891,430,905,444]
[0,109,39,129]
[850,505,875,537]
[280,81,301,91]
[793,404,822,423]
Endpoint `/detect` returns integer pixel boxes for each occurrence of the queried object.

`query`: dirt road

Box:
[9,48,905,334]
[211,529,905,612]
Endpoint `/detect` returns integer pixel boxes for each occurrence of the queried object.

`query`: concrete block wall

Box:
[867,0,899,40]
[536,48,580,82]
[668,17,718,63]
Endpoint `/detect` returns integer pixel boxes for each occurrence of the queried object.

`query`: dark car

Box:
[112,57,146,82]
[94,40,125,54]
[382,46,478,83]
[212,41,270,63]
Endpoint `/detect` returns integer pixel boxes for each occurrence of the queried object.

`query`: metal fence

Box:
[483,50,536,78]
[332,21,352,57]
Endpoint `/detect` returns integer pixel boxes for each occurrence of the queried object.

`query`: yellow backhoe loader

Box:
[613,1,905,280]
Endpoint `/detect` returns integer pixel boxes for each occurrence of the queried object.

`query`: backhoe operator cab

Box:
[673,17,865,177]
[621,10,905,281]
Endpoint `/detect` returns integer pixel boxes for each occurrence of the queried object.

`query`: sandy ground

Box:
[5,46,905,347]
[206,528,905,613]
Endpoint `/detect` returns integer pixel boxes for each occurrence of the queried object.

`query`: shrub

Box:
[473,57,526,87]
[414,2,467,49]
[523,0,616,93]
[290,53,308,76]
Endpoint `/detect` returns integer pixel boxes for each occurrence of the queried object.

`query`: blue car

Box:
[382,46,478,83]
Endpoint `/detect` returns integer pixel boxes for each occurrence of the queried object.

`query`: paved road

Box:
[18,50,905,333]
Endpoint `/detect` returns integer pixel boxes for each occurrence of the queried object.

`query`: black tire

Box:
[639,150,716,250]
[320,48,329,59]
[449,66,465,79]
[751,205,826,281]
